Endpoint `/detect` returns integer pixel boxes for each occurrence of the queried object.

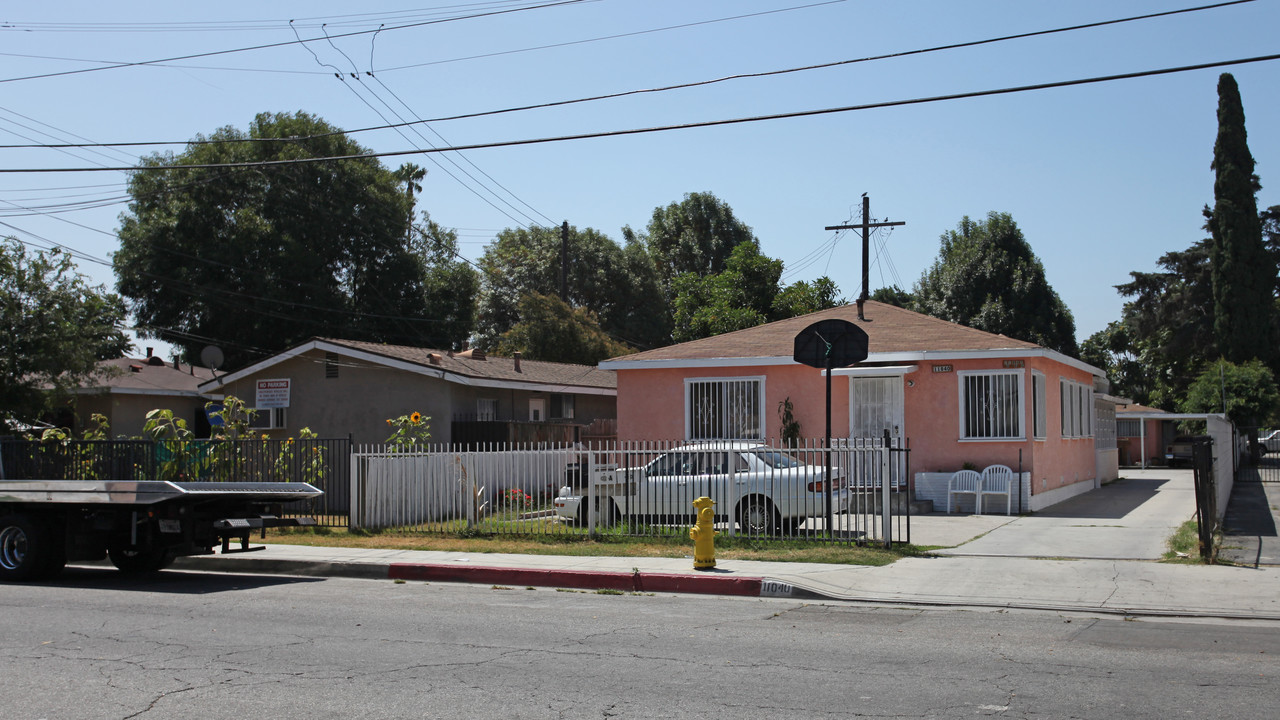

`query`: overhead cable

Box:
[6,51,1278,174]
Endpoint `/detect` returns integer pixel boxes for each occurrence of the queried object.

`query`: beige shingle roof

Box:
[80,357,216,394]
[609,301,1041,364]
[319,338,616,391]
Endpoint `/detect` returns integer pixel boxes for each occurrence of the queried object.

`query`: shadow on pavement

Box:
[37,565,326,594]
[1220,479,1280,567]
[1223,481,1279,537]
[1033,477,1170,520]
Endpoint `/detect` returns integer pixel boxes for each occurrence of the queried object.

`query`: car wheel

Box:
[108,546,174,574]
[0,514,60,582]
[738,498,779,536]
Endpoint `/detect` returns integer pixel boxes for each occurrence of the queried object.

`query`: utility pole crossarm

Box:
[822,222,906,231]
[823,194,906,320]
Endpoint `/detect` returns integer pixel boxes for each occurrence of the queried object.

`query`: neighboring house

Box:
[66,351,217,438]
[1115,403,1170,467]
[1114,404,1236,469]
[196,338,617,445]
[599,301,1109,512]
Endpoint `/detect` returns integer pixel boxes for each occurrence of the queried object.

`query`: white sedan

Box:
[553,442,848,534]
[1261,430,1280,454]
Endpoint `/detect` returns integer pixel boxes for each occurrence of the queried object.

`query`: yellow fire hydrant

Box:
[690,496,717,570]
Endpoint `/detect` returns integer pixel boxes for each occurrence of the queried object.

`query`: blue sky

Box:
[3,0,1278,359]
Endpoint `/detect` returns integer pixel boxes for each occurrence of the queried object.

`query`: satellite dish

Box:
[200,345,225,372]
[793,319,868,369]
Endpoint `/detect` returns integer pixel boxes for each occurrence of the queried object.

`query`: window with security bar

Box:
[959,370,1023,440]
[686,377,763,440]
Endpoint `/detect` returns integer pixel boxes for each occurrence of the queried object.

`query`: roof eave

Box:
[602,347,1104,377]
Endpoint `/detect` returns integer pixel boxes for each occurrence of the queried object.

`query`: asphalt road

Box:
[4,567,1280,719]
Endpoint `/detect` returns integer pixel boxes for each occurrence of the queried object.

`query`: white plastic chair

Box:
[979,464,1014,515]
[947,470,981,514]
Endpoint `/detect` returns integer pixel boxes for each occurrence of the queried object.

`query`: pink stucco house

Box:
[600,301,1112,512]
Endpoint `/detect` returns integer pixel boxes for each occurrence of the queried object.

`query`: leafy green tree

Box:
[1179,359,1279,427]
[474,224,665,352]
[1114,240,1217,407]
[412,213,478,350]
[496,293,632,365]
[114,111,433,369]
[912,212,1077,356]
[632,191,759,292]
[670,242,841,342]
[671,242,779,342]
[1262,204,1280,270]
[870,285,913,308]
[0,239,130,431]
[1080,320,1152,404]
[1207,74,1277,366]
[772,277,844,319]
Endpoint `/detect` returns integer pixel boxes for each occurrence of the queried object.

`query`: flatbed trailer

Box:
[0,479,323,581]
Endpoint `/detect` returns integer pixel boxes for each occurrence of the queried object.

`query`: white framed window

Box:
[1060,379,1094,438]
[248,407,287,430]
[685,376,764,441]
[1032,371,1047,440]
[958,370,1024,441]
[477,398,497,421]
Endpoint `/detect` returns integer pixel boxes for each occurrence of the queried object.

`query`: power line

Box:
[0,2,559,33]
[0,0,591,84]
[7,51,1279,175]
[376,0,848,73]
[292,23,544,230]
[0,0,1251,152]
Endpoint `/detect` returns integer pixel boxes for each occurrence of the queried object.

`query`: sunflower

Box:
[410,412,422,424]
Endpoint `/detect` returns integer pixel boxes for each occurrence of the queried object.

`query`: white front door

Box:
[529,398,547,422]
[848,376,905,442]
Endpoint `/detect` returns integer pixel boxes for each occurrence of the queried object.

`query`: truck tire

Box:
[0,514,57,582]
[108,546,174,574]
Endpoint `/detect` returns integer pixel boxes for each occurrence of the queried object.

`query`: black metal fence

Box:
[1238,426,1280,483]
[0,437,351,527]
[1190,436,1218,562]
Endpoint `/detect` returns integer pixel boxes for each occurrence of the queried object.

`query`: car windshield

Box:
[749,449,804,469]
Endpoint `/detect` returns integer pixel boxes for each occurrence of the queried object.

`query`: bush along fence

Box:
[350,437,911,546]
[0,436,351,527]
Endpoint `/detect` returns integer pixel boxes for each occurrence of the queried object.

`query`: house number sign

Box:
[1003,360,1025,368]
[932,364,953,373]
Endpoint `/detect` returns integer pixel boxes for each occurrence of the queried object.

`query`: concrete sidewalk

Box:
[932,468,1195,560]
[158,542,1280,620]
[96,467,1280,621]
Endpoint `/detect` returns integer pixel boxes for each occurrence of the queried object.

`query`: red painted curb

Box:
[388,563,764,596]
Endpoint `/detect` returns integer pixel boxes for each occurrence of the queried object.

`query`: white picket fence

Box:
[349,439,907,544]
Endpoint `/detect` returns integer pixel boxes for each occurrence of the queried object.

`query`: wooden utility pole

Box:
[825,194,905,320]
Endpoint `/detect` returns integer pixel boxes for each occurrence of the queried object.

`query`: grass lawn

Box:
[263,526,925,566]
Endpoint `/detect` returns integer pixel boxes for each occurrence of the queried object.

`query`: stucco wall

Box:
[206,350,617,445]
[208,351,457,444]
[618,353,1098,498]
[617,364,843,443]
[75,391,207,439]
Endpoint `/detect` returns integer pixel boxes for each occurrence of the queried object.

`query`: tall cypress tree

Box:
[1208,73,1276,365]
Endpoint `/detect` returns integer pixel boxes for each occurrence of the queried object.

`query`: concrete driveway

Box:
[927,468,1196,560]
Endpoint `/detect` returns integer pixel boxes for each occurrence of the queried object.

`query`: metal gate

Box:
[1238,427,1280,483]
